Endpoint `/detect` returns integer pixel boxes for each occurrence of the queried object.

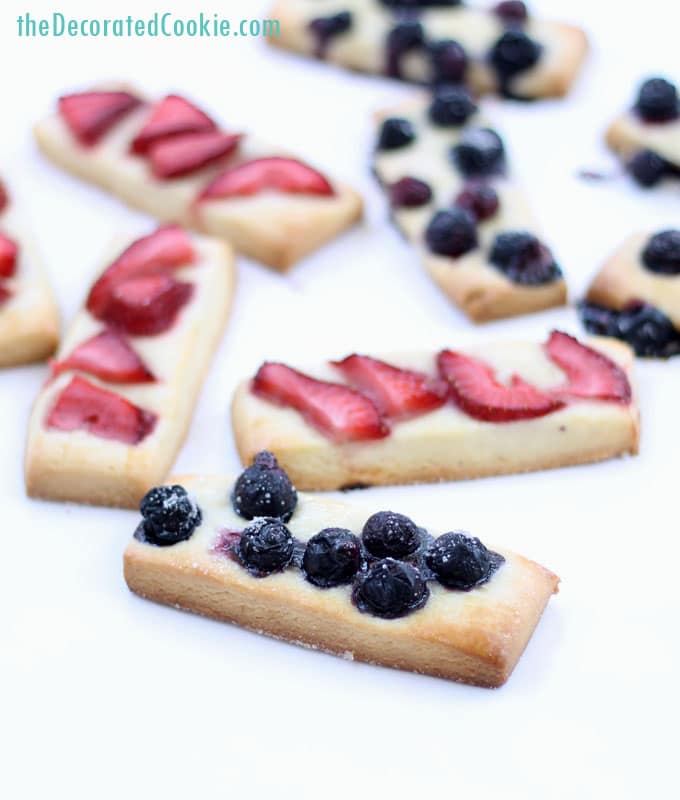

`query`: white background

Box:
[2,0,679,797]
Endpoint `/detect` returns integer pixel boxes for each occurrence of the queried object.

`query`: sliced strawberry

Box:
[545,330,632,404]
[148,131,241,179]
[46,376,157,445]
[0,180,9,213]
[58,91,142,146]
[130,94,216,154]
[87,225,195,318]
[331,354,448,420]
[253,362,388,443]
[437,349,564,422]
[0,232,18,278]
[199,157,335,200]
[97,274,193,336]
[0,285,11,305]
[51,330,155,384]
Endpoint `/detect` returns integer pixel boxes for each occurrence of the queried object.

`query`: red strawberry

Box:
[199,157,335,200]
[58,91,142,146]
[87,225,195,318]
[253,362,388,443]
[51,330,155,384]
[545,330,632,403]
[0,285,11,305]
[0,233,18,278]
[0,180,9,213]
[130,94,216,154]
[148,131,241,179]
[437,349,564,422]
[46,376,157,445]
[98,274,193,336]
[332,354,448,420]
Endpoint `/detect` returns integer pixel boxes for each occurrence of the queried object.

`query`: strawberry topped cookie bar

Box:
[0,177,59,368]
[373,87,566,321]
[232,332,639,490]
[34,88,362,271]
[270,1,587,99]
[25,225,235,508]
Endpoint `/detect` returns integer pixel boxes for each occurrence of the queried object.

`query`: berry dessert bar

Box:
[580,230,680,358]
[373,88,566,321]
[231,332,639,490]
[25,225,235,508]
[606,77,680,188]
[0,177,59,367]
[33,87,362,271]
[269,1,587,99]
[124,455,559,687]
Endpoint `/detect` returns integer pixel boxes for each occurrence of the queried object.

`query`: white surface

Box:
[2,0,679,798]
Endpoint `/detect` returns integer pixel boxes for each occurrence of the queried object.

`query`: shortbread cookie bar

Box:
[25,225,235,508]
[373,90,566,321]
[34,87,362,271]
[124,462,559,687]
[580,229,680,358]
[0,177,59,367]
[270,0,587,99]
[606,76,680,187]
[231,332,639,490]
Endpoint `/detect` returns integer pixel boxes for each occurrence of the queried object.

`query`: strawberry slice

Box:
[0,285,11,305]
[199,157,335,200]
[46,375,157,445]
[130,94,216,154]
[51,330,155,384]
[148,131,241,179]
[87,225,195,318]
[0,180,8,213]
[332,354,448,420]
[253,362,388,443]
[545,330,632,403]
[0,233,18,278]
[58,91,142,146]
[97,274,193,336]
[437,349,564,422]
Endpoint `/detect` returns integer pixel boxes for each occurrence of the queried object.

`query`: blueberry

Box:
[426,531,502,590]
[627,150,669,187]
[428,40,468,84]
[362,511,422,558]
[138,485,202,546]
[302,528,362,588]
[308,11,353,57]
[579,301,680,359]
[379,1,462,10]
[238,517,294,576]
[493,1,528,25]
[635,77,680,123]
[428,85,477,127]
[452,127,506,178]
[377,117,416,151]
[488,30,542,87]
[385,20,425,78]
[388,176,433,208]
[231,451,297,522]
[454,182,500,221]
[641,230,680,274]
[490,231,562,285]
[353,559,429,619]
[425,208,478,257]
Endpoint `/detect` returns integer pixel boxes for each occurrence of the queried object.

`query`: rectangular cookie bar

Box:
[34,87,362,271]
[124,473,559,687]
[0,178,59,367]
[25,226,235,508]
[231,332,639,490]
[269,0,587,99]
[373,94,567,321]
